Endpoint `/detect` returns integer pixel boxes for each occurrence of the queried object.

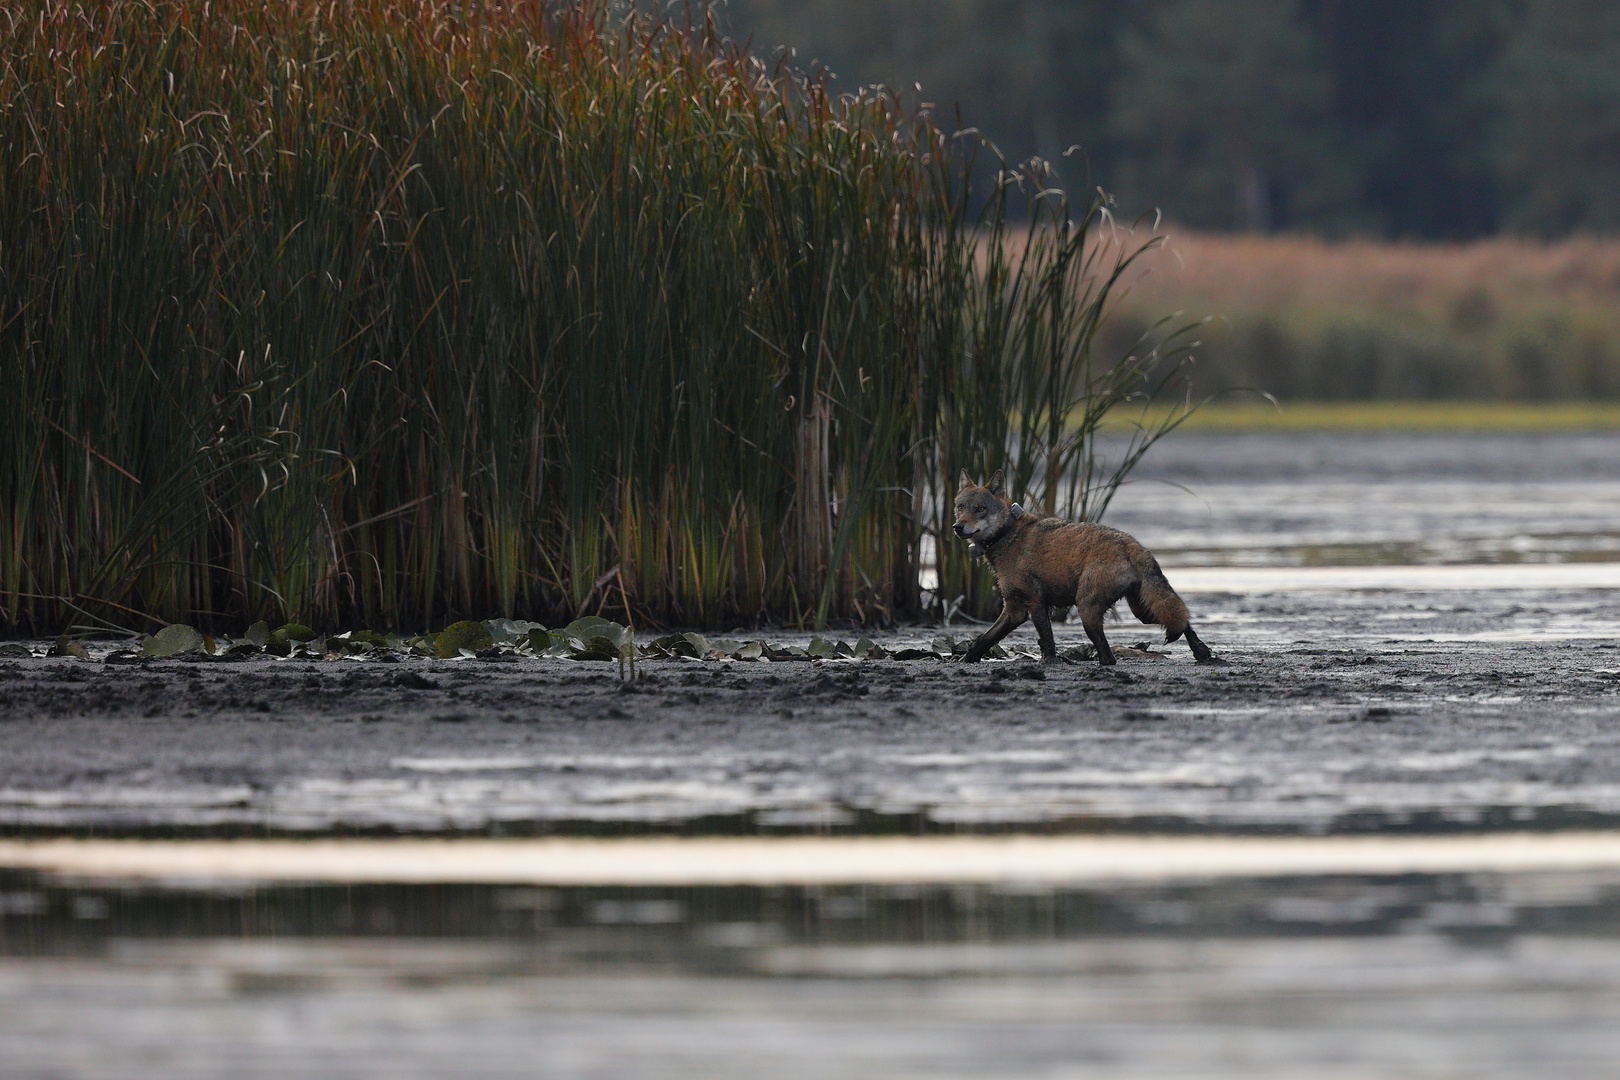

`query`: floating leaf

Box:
[48,638,90,659]
[485,618,548,645]
[563,617,633,649]
[807,637,838,659]
[243,621,270,646]
[853,638,887,660]
[568,634,622,661]
[274,623,317,643]
[434,620,495,659]
[142,624,207,657]
[644,632,706,659]
[734,641,764,660]
[0,643,34,658]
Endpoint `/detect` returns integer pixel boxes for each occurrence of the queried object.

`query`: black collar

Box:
[979,503,1025,554]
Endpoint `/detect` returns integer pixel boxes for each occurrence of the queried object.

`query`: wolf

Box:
[952,469,1214,665]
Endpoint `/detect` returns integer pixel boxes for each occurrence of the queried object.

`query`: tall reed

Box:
[0,0,1195,636]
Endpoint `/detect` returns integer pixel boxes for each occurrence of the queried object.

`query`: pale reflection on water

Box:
[4,870,1620,1078]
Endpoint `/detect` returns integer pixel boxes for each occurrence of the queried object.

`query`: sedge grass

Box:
[0,0,1196,636]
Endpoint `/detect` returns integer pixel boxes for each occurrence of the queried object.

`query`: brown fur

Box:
[953,470,1214,666]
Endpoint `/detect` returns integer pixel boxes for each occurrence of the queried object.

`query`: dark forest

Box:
[725,0,1620,238]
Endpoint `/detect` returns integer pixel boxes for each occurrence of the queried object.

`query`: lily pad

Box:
[274,623,318,643]
[0,643,34,658]
[142,624,209,657]
[243,621,270,646]
[644,632,707,659]
[48,638,90,659]
[563,617,633,649]
[853,638,887,660]
[486,618,548,645]
[434,620,495,659]
[568,634,623,661]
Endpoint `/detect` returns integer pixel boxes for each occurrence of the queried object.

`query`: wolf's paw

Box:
[1195,655,1229,665]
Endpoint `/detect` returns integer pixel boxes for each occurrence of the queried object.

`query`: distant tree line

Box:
[721,0,1620,238]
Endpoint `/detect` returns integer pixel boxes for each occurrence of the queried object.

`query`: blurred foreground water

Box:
[5,868,1620,1078]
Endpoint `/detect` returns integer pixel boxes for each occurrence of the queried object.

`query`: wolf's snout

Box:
[952,522,968,537]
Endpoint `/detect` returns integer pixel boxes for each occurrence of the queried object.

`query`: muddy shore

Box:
[6,431,1620,838]
[4,585,1618,836]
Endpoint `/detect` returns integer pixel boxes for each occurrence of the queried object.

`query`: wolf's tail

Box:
[1125,560,1191,643]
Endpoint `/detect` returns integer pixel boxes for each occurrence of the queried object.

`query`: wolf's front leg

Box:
[962,601,1027,663]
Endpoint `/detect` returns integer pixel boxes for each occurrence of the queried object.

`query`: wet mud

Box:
[2,586,1618,835]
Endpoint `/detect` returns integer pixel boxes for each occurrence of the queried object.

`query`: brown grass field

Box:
[1120,230,1620,311]
[1093,230,1620,403]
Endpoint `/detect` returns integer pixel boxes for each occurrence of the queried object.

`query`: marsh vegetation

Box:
[0,0,1196,637]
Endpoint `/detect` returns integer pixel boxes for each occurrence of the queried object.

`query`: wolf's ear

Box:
[958,469,973,490]
[987,469,1005,495]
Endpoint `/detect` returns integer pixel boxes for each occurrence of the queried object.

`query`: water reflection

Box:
[8,868,1620,964]
[5,870,1620,1077]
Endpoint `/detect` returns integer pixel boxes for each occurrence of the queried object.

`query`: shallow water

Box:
[1105,430,1620,568]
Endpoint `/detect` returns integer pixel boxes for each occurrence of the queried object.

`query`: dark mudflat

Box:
[2,584,1618,836]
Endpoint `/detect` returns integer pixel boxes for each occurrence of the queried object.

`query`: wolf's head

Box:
[953,470,1015,550]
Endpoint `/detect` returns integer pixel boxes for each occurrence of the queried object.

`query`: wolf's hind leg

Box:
[963,602,1027,663]
[1029,604,1058,661]
[1182,625,1214,662]
[1075,602,1117,666]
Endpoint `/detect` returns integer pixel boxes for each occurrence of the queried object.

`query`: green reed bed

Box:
[0,0,1192,636]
